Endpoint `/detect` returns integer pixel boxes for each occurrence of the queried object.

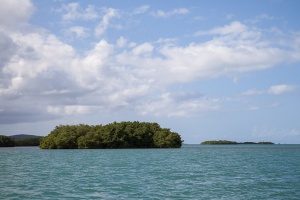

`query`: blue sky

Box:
[1,0,300,144]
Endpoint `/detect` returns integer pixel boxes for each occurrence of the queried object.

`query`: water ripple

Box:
[0,145,300,199]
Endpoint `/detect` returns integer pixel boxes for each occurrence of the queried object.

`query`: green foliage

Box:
[14,138,41,146]
[201,140,238,145]
[40,121,183,149]
[258,141,274,144]
[0,135,15,147]
[201,140,274,145]
[153,129,182,148]
[40,124,90,149]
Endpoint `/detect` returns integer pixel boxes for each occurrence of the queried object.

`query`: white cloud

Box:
[226,14,234,20]
[48,105,99,115]
[248,14,274,24]
[244,102,280,111]
[0,32,18,73]
[136,93,219,117]
[65,26,89,38]
[65,105,98,115]
[132,43,153,56]
[128,42,137,48]
[43,89,70,95]
[151,8,189,18]
[133,5,150,14]
[158,42,288,83]
[252,126,300,138]
[95,8,119,36]
[155,37,179,44]
[268,84,296,94]
[47,106,61,115]
[247,106,260,111]
[1,11,300,124]
[116,36,127,48]
[210,21,248,35]
[61,3,98,21]
[242,85,296,96]
[0,0,34,30]
[3,33,75,79]
[71,39,114,89]
[242,89,264,96]
[196,21,249,37]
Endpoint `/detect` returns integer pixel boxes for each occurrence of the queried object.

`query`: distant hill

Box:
[10,134,42,139]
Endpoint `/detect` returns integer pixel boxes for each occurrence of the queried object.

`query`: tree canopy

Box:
[201,140,238,145]
[39,121,183,149]
[14,138,41,146]
[0,135,42,147]
[201,140,274,145]
[0,135,15,147]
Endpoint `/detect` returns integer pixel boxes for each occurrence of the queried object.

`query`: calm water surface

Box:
[1,145,300,199]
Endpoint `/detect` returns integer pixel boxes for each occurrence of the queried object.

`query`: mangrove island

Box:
[39,121,183,149]
[201,140,274,145]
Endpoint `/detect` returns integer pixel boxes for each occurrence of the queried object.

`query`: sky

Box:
[0,0,300,144]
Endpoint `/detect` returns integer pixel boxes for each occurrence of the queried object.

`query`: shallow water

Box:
[1,145,300,199]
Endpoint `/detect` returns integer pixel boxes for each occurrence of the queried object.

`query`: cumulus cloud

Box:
[133,5,150,14]
[1,0,300,124]
[0,33,18,71]
[61,3,98,21]
[65,26,89,38]
[151,8,189,18]
[47,105,100,115]
[116,36,127,48]
[158,44,290,82]
[197,21,248,36]
[0,0,34,30]
[136,92,219,117]
[95,8,119,36]
[268,84,296,94]
[242,89,264,96]
[132,43,153,56]
[248,14,274,24]
[242,85,296,96]
[244,102,279,111]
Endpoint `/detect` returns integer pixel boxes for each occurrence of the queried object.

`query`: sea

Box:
[1,144,299,199]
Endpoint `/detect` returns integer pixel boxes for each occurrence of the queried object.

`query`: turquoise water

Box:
[1,145,300,199]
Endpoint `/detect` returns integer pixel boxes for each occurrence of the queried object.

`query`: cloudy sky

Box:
[1,0,300,144]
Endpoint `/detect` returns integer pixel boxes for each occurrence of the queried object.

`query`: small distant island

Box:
[0,135,42,147]
[201,140,274,145]
[40,121,183,149]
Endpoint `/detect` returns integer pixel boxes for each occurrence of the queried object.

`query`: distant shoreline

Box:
[201,140,274,145]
